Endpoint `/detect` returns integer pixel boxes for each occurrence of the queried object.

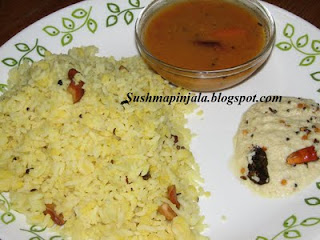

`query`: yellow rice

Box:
[0,47,208,239]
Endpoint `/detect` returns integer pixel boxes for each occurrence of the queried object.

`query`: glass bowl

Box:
[135,0,276,92]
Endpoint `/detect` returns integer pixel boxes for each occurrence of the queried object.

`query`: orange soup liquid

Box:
[143,0,266,70]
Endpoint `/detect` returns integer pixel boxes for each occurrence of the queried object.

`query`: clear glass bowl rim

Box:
[135,0,276,76]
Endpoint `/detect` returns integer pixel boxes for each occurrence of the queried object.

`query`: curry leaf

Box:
[107,3,120,13]
[299,56,315,66]
[276,42,292,51]
[124,11,134,25]
[36,45,47,57]
[300,217,320,226]
[305,197,320,205]
[296,34,309,48]
[43,26,60,36]
[129,0,140,7]
[106,15,118,27]
[15,43,30,52]
[283,23,295,38]
[283,215,297,228]
[316,182,320,189]
[61,33,73,46]
[62,17,75,30]
[283,229,301,239]
[71,8,88,19]
[87,18,98,33]
[311,40,320,52]
[2,58,18,67]
[1,212,15,224]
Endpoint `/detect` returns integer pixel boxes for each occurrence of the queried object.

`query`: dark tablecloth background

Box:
[0,0,319,46]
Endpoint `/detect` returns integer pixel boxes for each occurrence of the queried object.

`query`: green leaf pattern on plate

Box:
[61,33,73,46]
[256,237,268,240]
[1,57,18,67]
[283,229,301,239]
[0,193,16,225]
[283,23,295,38]
[276,23,320,92]
[305,196,320,206]
[311,72,320,81]
[257,182,320,239]
[124,10,134,25]
[1,6,320,240]
[36,46,47,57]
[276,42,292,51]
[106,15,118,27]
[299,55,316,66]
[0,83,8,93]
[62,17,75,30]
[1,39,46,68]
[300,217,320,226]
[106,0,144,27]
[87,18,98,33]
[43,26,60,36]
[283,215,297,228]
[20,225,64,240]
[15,43,31,52]
[71,8,88,19]
[296,34,309,48]
[43,7,97,46]
[311,40,320,52]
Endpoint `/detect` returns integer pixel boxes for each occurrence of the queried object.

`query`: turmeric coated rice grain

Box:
[0,47,208,239]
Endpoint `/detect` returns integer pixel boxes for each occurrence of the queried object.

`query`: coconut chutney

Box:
[231,97,320,197]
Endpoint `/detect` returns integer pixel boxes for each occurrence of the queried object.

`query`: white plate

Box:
[1,0,320,239]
